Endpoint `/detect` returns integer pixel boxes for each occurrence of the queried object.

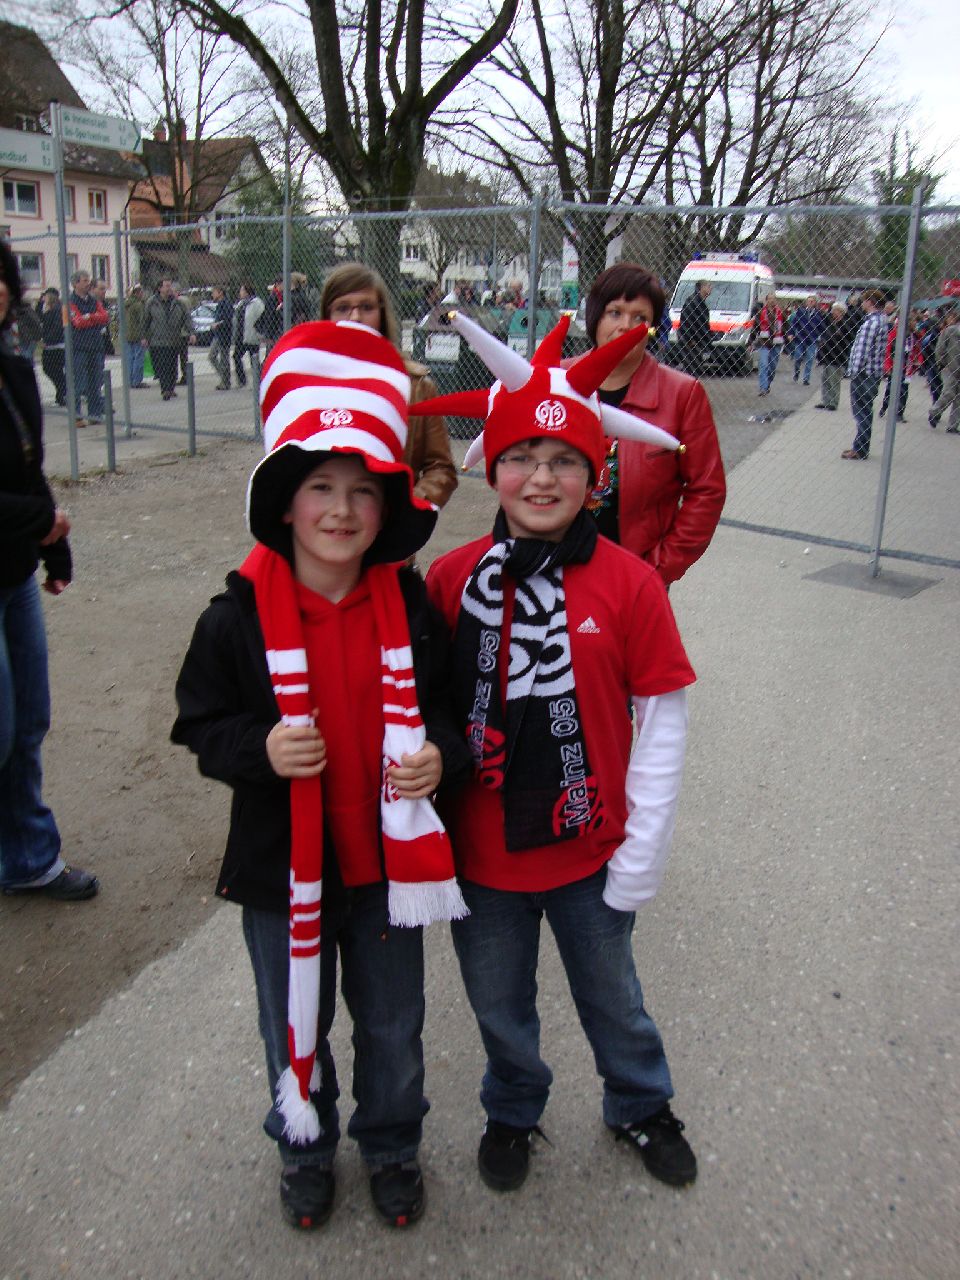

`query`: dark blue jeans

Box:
[451,869,673,1131]
[850,371,881,457]
[793,341,817,383]
[0,577,63,888]
[73,346,104,418]
[242,882,427,1170]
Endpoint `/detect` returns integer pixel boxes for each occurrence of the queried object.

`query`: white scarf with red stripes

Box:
[241,542,466,1145]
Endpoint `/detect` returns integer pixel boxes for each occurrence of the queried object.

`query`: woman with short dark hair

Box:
[575,263,725,586]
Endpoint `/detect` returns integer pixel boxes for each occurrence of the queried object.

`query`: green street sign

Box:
[60,107,142,154]
[0,126,55,173]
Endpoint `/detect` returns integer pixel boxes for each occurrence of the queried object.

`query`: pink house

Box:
[0,21,144,301]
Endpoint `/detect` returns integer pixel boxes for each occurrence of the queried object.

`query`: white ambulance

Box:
[668,252,775,375]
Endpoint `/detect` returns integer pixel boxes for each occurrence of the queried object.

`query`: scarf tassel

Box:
[388,876,469,928]
[276,1062,323,1145]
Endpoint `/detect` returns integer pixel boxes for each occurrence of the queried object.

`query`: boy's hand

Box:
[387,742,442,798]
[266,715,327,778]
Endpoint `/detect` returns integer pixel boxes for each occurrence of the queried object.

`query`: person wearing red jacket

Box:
[67,269,108,426]
[879,314,921,422]
[576,265,726,586]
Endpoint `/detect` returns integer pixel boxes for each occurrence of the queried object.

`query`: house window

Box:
[3,179,40,217]
[64,186,76,220]
[15,252,43,288]
[91,255,110,285]
[15,113,42,133]
[214,210,234,241]
[88,188,107,223]
[403,243,421,261]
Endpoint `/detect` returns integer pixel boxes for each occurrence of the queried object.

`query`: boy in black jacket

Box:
[172,320,468,1231]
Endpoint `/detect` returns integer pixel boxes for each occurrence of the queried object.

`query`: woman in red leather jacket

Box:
[578,265,726,586]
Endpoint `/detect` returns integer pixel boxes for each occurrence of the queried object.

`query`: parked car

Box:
[190,301,217,346]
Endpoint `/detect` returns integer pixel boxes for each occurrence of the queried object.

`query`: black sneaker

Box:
[614,1106,698,1187]
[477,1120,543,1191]
[369,1162,424,1227]
[279,1164,335,1230]
[3,866,99,901]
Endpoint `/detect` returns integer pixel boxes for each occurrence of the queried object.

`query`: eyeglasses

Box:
[329,300,382,321]
[496,452,589,478]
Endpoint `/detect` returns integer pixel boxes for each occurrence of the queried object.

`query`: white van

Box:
[668,253,775,375]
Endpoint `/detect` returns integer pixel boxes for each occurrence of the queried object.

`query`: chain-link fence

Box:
[8,196,960,569]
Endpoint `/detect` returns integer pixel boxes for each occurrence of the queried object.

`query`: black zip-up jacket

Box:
[171,568,470,913]
[0,350,72,589]
[817,316,856,367]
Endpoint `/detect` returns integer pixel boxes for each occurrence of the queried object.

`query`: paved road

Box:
[2,375,958,1277]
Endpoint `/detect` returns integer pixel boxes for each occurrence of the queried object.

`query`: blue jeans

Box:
[758,344,781,392]
[793,341,817,383]
[242,881,427,1169]
[0,577,63,888]
[125,341,145,386]
[850,371,881,457]
[73,346,104,418]
[451,869,673,1130]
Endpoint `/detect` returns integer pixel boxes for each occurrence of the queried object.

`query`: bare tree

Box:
[458,0,889,291]
[148,0,521,291]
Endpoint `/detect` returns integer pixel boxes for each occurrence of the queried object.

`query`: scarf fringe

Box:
[388,877,469,928]
[276,1063,323,1145]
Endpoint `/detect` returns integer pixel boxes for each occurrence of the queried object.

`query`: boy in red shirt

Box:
[172,321,468,1230]
[417,312,698,1192]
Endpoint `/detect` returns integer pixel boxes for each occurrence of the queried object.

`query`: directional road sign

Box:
[0,126,56,173]
[60,107,142,154]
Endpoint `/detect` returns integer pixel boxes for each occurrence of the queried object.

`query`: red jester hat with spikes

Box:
[409,310,684,482]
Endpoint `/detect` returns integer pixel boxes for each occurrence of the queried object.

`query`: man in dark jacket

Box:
[207,286,234,390]
[677,280,712,378]
[39,288,66,405]
[143,278,196,400]
[0,243,98,900]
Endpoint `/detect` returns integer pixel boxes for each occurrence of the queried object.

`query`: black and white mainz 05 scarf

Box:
[454,509,607,852]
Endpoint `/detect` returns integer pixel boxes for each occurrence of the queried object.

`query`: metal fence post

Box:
[103,369,117,473]
[50,102,79,481]
[868,182,927,578]
[251,349,262,441]
[526,192,543,360]
[113,220,132,439]
[282,111,292,332]
[186,361,197,456]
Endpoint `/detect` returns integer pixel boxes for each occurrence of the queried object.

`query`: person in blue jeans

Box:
[67,270,107,425]
[790,296,824,385]
[843,289,888,460]
[422,310,699,1194]
[751,293,785,395]
[172,319,469,1232]
[0,243,99,902]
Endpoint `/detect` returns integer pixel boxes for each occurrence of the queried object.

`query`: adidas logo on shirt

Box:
[576,616,601,634]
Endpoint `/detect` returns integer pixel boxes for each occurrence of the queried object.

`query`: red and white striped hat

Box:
[246,320,437,563]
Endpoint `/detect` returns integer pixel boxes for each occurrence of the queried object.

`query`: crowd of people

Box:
[739,287,960,459]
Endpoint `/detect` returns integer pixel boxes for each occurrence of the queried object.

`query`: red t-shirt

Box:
[298,577,384,886]
[426,535,695,891]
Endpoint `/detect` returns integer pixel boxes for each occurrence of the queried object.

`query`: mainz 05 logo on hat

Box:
[535,399,568,429]
[318,408,354,427]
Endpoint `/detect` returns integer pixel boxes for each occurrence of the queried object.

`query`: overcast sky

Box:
[875,0,960,202]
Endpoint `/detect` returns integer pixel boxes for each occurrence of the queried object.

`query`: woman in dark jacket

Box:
[39,288,66,405]
[0,243,98,900]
